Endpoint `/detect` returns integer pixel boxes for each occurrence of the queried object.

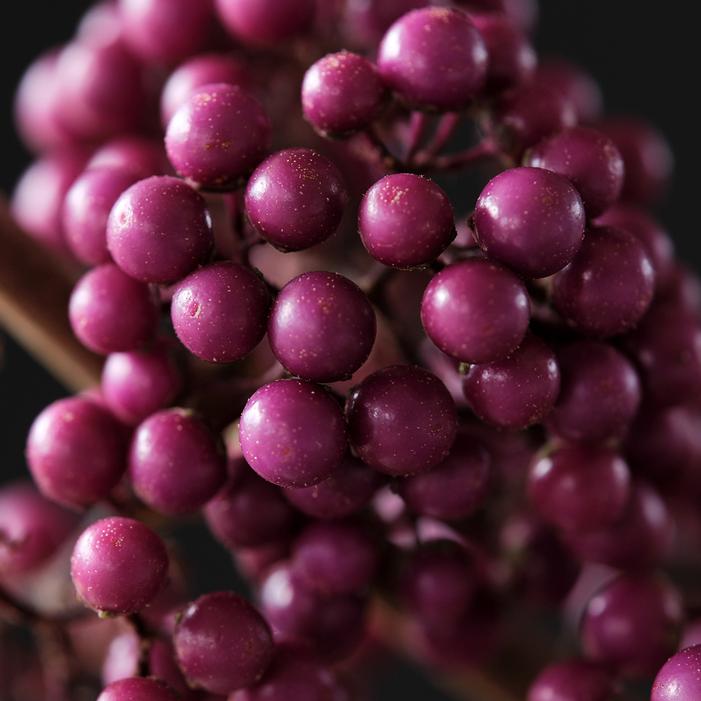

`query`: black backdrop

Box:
[0,3,699,699]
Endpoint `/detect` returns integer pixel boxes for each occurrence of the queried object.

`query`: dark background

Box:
[0,2,698,699]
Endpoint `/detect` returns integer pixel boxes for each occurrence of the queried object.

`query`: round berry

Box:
[652,646,701,701]
[359,173,456,268]
[98,678,178,701]
[527,660,613,701]
[245,148,347,251]
[71,517,169,615]
[88,136,169,179]
[342,0,428,49]
[166,84,271,190]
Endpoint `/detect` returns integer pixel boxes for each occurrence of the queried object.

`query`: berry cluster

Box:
[3,1,700,700]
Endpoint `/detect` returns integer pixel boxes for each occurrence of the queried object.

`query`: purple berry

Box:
[245,149,347,251]
[174,591,274,694]
[239,380,347,488]
[69,264,158,355]
[27,396,127,508]
[421,259,530,363]
[342,0,429,49]
[548,341,641,444]
[71,517,169,615]
[88,136,169,180]
[98,678,178,701]
[129,409,226,515]
[473,167,585,278]
[652,646,701,701]
[525,126,625,217]
[528,444,631,532]
[346,365,457,476]
[459,0,538,32]
[552,225,655,337]
[171,261,271,363]
[377,7,487,111]
[359,173,456,268]
[268,272,375,382]
[463,333,560,429]
[527,660,613,701]
[107,176,213,284]
[302,51,387,135]
[166,84,271,190]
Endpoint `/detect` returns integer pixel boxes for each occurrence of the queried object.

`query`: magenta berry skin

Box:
[597,204,675,290]
[548,341,641,444]
[359,173,456,268]
[119,0,216,65]
[171,262,270,364]
[71,517,168,615]
[396,434,491,521]
[0,483,77,575]
[245,149,347,252]
[470,14,536,94]
[268,272,376,382]
[101,347,183,426]
[283,455,384,519]
[216,0,316,45]
[552,226,655,337]
[160,53,252,126]
[302,51,387,136]
[166,84,271,190]
[525,127,625,217]
[240,380,347,488]
[27,397,127,508]
[377,7,487,111]
[12,151,87,252]
[346,365,457,477]
[342,0,428,49]
[581,575,683,677]
[174,591,274,694]
[107,176,213,284]
[292,521,379,595]
[459,0,538,32]
[473,167,585,278]
[486,83,577,157]
[89,137,169,180]
[69,264,158,355]
[421,259,530,364]
[652,646,701,701]
[98,678,178,701]
[597,117,674,205]
[528,445,631,533]
[463,334,560,430]
[129,409,226,515]
[204,458,296,548]
[63,168,140,266]
[527,660,613,701]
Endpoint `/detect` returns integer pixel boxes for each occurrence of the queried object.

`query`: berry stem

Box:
[363,127,403,172]
[416,139,501,173]
[404,112,430,162]
[416,112,461,162]
[127,613,153,677]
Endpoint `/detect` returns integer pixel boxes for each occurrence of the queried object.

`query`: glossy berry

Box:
[302,51,387,135]
[268,272,375,382]
[129,409,225,515]
[581,575,682,677]
[377,7,487,111]
[98,678,178,701]
[283,455,384,519]
[27,396,126,507]
[71,517,168,615]
[171,262,270,363]
[463,334,560,429]
[525,127,625,217]
[346,365,457,476]
[240,380,347,488]
[652,646,701,701]
[527,660,613,701]
[0,483,77,575]
[63,167,140,266]
[342,0,428,49]
[88,136,169,180]
[174,591,274,694]
[459,0,538,32]
[69,264,158,355]
[107,176,213,284]
[396,433,491,521]
[548,341,641,444]
[552,226,655,337]
[245,149,347,251]
[359,173,456,268]
[528,444,631,532]
[166,84,271,190]
[473,167,585,278]
[216,0,316,45]
[421,259,530,363]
